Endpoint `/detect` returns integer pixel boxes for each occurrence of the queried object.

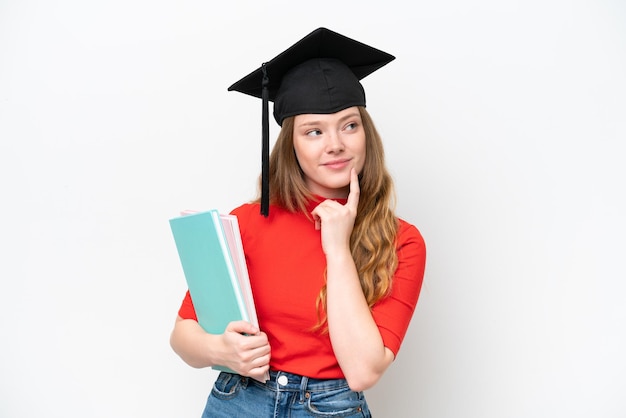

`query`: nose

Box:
[325,131,345,153]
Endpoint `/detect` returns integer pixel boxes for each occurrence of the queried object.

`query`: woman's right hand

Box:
[219,320,271,381]
[170,316,271,382]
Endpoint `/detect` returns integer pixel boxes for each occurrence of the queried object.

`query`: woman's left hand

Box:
[311,168,360,255]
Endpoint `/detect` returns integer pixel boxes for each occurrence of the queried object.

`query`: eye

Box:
[306,129,322,137]
[344,122,358,131]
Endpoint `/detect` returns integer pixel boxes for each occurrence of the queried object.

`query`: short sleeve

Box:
[177,290,198,321]
[371,220,426,356]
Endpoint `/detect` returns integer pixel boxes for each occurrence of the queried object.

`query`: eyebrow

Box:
[296,112,361,128]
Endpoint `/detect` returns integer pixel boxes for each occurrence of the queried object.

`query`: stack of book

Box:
[169,210,263,377]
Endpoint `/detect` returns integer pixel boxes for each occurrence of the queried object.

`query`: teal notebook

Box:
[170,209,261,375]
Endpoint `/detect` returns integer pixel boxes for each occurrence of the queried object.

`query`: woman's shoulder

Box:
[396,216,426,249]
[230,201,259,216]
[230,201,292,224]
[229,201,262,224]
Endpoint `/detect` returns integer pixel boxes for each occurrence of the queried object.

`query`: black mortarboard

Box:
[228,27,395,216]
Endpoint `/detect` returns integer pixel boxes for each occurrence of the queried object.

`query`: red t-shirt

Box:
[177,199,426,379]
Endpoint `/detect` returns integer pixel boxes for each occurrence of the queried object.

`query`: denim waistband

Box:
[248,370,350,393]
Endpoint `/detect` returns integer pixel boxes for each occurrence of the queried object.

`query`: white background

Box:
[1,1,625,417]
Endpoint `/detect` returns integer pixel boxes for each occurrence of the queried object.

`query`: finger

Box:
[346,168,360,210]
[311,203,332,230]
[248,365,271,382]
[312,213,321,230]
[226,320,259,336]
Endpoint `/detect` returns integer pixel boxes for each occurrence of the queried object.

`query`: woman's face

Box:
[292,106,366,199]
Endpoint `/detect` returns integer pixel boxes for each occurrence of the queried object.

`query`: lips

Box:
[322,158,351,169]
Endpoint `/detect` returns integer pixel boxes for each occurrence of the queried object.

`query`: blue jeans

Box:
[201,370,371,417]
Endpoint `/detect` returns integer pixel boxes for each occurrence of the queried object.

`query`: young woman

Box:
[170,28,426,417]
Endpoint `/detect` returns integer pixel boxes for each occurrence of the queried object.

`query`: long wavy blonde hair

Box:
[261,106,399,329]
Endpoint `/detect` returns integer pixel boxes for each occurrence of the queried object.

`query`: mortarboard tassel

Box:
[260,63,270,217]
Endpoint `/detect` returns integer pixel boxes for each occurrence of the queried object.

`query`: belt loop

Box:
[299,375,309,402]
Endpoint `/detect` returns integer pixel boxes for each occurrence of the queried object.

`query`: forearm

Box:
[170,316,225,369]
[325,251,394,391]
[170,316,271,382]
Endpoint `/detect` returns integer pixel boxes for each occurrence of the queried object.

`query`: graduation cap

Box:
[228,27,395,216]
